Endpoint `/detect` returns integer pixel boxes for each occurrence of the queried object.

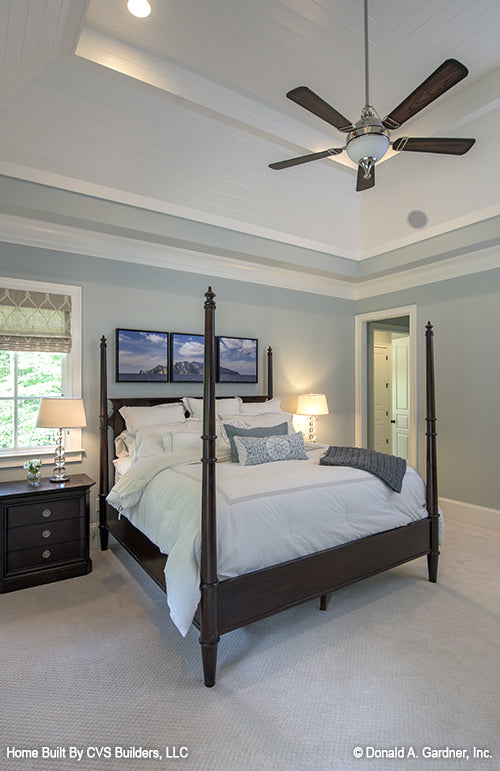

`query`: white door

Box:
[391,336,410,462]
[373,343,392,454]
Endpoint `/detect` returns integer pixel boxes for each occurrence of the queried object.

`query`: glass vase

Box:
[26,469,41,486]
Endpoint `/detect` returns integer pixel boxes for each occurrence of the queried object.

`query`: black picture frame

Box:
[116,329,169,383]
[217,336,258,383]
[170,332,205,382]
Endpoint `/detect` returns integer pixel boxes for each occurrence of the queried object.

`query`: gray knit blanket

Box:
[319,446,407,493]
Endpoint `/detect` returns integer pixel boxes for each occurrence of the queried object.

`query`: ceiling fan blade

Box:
[356,164,375,192]
[287,87,355,132]
[269,147,343,170]
[392,137,475,155]
[382,59,469,130]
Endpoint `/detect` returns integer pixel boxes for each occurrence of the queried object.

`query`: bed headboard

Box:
[107,394,271,438]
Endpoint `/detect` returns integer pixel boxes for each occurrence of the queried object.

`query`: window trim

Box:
[0,276,83,469]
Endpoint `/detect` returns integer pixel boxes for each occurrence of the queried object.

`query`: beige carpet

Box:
[1,519,498,771]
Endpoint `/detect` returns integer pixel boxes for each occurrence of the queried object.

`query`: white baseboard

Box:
[439,497,500,532]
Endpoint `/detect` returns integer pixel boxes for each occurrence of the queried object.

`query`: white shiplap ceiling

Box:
[0,0,499,291]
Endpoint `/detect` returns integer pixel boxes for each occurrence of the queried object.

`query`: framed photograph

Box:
[170,333,205,382]
[217,336,258,383]
[116,329,169,382]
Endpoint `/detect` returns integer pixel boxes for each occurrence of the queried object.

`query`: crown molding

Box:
[0,213,497,301]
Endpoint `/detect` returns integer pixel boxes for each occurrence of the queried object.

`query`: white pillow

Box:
[132,427,171,461]
[217,415,247,445]
[240,397,282,414]
[163,419,202,453]
[168,432,232,462]
[163,418,203,434]
[119,402,185,431]
[182,396,242,419]
[114,430,135,458]
[169,432,202,453]
[241,412,294,432]
[113,456,132,479]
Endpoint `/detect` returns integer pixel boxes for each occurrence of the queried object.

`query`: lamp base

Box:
[50,428,69,483]
[307,415,317,443]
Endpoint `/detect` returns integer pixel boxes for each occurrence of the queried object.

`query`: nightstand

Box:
[0,473,94,593]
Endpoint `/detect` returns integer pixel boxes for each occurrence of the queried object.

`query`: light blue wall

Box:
[0,241,355,517]
[356,267,500,512]
[2,227,498,517]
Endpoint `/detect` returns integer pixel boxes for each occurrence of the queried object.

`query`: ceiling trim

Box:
[356,244,500,299]
[0,159,359,261]
[0,213,355,299]
[1,213,497,302]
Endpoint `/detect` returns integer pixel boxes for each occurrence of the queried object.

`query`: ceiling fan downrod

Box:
[347,0,389,177]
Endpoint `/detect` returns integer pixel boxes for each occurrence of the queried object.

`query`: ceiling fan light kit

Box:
[269,0,475,191]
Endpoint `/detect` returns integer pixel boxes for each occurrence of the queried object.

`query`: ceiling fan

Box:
[269,0,475,191]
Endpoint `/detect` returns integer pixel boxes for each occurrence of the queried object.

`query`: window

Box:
[0,278,82,468]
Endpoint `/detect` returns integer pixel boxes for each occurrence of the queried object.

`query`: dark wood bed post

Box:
[200,287,220,687]
[425,322,439,582]
[99,335,109,551]
[267,346,273,400]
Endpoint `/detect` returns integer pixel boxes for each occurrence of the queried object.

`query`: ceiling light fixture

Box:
[346,117,390,178]
[127,0,151,18]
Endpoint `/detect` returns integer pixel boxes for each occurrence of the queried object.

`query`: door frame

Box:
[354,305,417,467]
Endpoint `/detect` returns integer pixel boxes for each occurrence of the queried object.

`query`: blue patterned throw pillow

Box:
[223,421,289,462]
[234,432,308,466]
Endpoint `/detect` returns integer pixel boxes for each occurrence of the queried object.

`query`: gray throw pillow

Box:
[224,421,289,462]
[234,433,308,466]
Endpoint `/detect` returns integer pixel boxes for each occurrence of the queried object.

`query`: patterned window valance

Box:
[0,288,72,353]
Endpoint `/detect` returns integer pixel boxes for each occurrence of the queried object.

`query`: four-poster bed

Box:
[99,287,439,687]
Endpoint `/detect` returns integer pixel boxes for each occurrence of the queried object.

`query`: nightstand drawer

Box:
[6,540,85,574]
[7,517,85,552]
[6,497,81,528]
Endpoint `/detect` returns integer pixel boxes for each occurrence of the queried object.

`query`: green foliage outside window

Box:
[0,351,64,451]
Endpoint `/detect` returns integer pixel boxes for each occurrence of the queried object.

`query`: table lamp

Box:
[36,397,86,482]
[296,393,329,442]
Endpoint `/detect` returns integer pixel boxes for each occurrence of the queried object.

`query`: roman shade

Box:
[0,287,72,353]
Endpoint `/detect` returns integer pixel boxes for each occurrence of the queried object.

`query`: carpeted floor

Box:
[1,519,498,771]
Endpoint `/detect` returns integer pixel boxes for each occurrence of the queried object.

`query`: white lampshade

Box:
[346,133,390,164]
[36,397,87,429]
[296,393,329,416]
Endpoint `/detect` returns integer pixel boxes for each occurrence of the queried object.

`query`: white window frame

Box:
[0,276,83,469]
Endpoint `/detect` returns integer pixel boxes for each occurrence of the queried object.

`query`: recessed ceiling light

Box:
[127,0,151,18]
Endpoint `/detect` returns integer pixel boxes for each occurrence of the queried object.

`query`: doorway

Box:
[355,306,417,466]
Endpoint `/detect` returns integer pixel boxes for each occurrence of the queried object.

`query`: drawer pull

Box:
[42,529,51,539]
[42,509,52,518]
[41,549,51,559]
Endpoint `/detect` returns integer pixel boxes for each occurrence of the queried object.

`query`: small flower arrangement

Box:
[23,458,43,473]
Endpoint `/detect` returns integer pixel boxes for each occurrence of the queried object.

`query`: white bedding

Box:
[107,445,439,637]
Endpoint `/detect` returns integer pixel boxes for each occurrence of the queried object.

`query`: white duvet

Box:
[107,446,435,636]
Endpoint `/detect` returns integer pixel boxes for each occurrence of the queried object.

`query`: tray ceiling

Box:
[0,0,499,288]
